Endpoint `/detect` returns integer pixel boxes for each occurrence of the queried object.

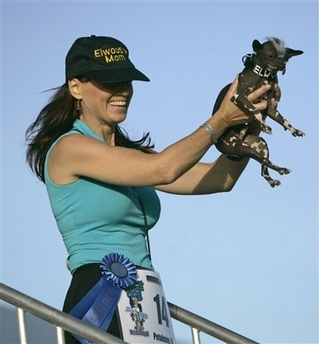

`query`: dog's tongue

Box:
[282,65,286,75]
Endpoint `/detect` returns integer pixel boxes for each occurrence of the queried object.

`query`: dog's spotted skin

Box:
[213,37,304,187]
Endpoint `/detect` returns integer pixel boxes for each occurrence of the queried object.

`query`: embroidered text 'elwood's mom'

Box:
[94,47,128,63]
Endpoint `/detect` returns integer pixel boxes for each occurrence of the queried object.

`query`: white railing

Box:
[0,282,259,344]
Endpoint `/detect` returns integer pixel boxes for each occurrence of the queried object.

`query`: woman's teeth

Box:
[109,101,126,107]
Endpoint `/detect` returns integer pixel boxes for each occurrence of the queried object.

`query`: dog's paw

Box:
[269,179,281,187]
[261,124,272,134]
[278,168,291,175]
[292,129,305,137]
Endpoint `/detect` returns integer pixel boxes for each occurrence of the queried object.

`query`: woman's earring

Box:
[76,99,82,113]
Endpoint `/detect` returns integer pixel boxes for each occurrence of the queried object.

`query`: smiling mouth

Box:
[109,101,127,107]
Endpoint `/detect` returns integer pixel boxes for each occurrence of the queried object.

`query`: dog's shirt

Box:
[213,37,304,187]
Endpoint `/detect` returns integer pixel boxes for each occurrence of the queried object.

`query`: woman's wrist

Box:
[199,123,218,144]
[203,113,229,140]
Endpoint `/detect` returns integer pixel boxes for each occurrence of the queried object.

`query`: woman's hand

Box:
[208,76,272,135]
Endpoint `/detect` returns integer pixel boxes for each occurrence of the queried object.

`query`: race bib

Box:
[117,269,176,344]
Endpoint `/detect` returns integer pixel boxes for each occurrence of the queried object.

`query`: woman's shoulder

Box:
[50,132,104,160]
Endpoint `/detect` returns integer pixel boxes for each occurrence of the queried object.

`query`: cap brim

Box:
[82,68,150,83]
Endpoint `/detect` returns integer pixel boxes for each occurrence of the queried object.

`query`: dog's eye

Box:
[268,54,274,59]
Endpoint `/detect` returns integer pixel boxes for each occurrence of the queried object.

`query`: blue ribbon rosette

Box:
[69,253,137,344]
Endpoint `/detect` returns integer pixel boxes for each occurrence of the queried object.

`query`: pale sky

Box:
[1,1,318,343]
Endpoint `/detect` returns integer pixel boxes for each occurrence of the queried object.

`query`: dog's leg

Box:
[215,128,258,161]
[216,132,285,171]
[261,165,281,187]
[243,134,291,186]
[231,90,272,134]
[267,105,305,137]
[216,131,276,166]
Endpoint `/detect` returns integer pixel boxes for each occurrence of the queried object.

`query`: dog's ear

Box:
[286,48,304,59]
[252,39,263,53]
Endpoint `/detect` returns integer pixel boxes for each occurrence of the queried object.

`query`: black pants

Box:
[62,264,121,343]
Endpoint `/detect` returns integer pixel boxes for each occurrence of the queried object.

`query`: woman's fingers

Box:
[273,83,281,102]
[271,83,281,108]
[248,84,271,102]
[254,99,268,111]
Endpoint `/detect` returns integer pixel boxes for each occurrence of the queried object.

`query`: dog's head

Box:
[252,37,303,75]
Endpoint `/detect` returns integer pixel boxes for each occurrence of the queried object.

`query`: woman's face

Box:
[73,79,134,127]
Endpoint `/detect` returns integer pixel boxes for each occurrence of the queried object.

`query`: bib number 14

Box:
[153,294,170,327]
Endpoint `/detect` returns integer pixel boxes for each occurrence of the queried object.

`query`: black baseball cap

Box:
[65,35,150,83]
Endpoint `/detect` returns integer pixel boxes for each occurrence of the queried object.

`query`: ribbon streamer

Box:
[69,253,137,344]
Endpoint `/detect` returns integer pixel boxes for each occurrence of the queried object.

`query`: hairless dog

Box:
[213,37,304,187]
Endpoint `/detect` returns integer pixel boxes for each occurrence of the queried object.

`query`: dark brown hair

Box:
[26,83,154,183]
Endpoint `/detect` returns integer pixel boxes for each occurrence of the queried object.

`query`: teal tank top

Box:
[44,119,161,274]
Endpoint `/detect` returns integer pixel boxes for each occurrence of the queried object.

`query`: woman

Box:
[26,35,275,343]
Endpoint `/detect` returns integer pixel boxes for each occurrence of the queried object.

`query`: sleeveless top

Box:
[44,119,161,274]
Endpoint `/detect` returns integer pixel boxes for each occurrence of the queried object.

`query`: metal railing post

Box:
[56,326,66,344]
[191,327,201,344]
[17,307,27,344]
